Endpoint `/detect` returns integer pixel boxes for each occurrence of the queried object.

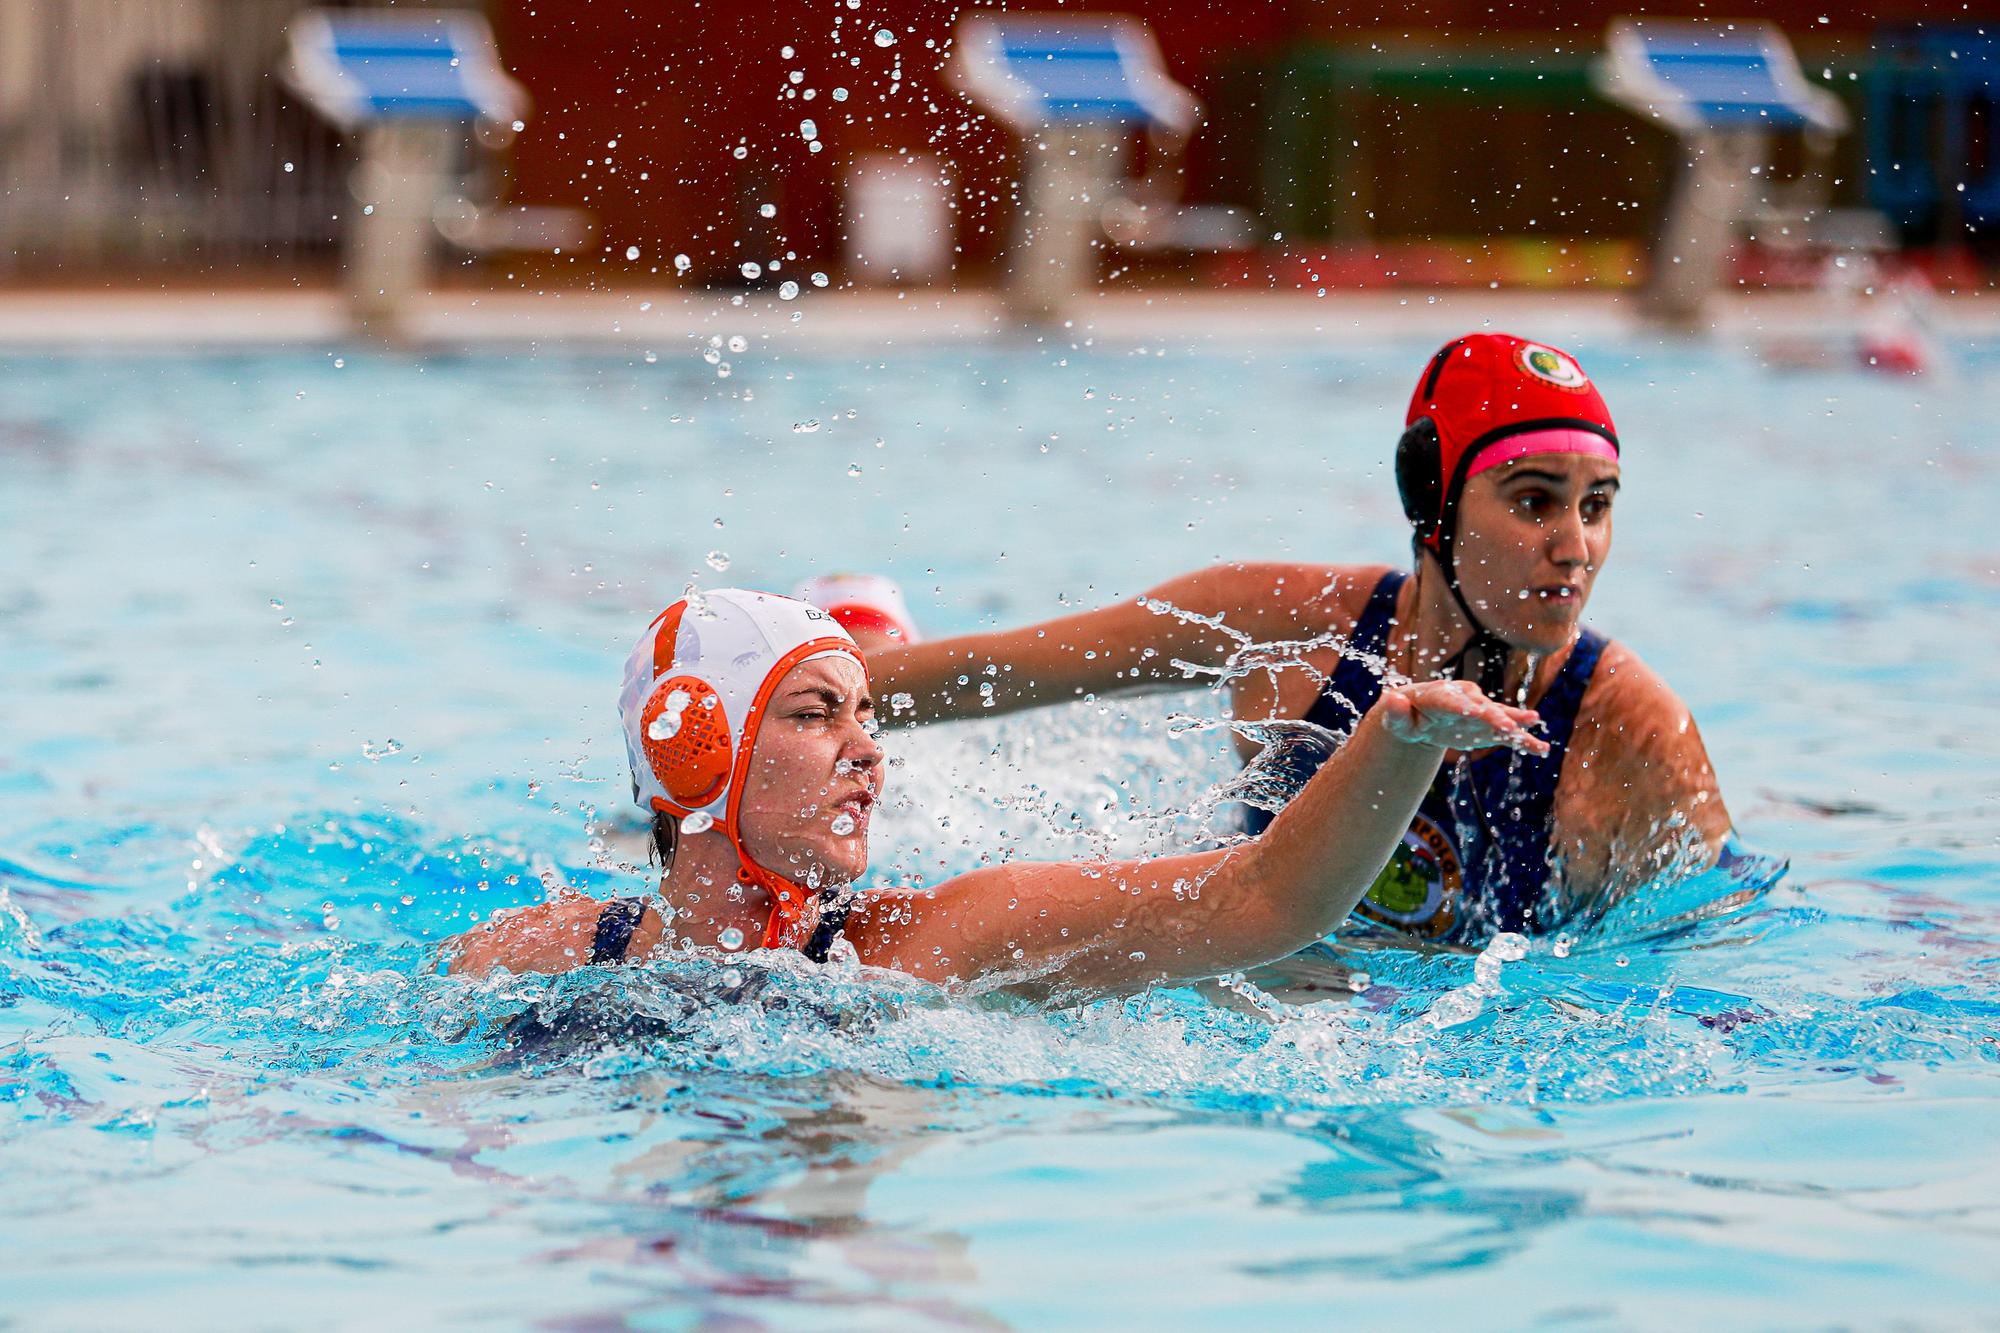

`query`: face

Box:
[1449,453,1619,655]
[733,654,882,887]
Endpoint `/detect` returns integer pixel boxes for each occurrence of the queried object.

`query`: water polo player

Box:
[869,332,1733,943]
[449,588,1543,992]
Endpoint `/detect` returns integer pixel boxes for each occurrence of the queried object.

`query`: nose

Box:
[1547,504,1590,568]
[840,716,883,777]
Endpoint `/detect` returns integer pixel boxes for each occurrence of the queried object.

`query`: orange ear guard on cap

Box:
[640,677,732,810]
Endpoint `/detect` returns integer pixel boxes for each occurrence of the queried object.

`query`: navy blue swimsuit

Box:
[1241,571,1607,943]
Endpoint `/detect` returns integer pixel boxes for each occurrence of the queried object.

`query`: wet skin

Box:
[865,446,1729,905]
[1447,453,1620,661]
[449,661,1546,992]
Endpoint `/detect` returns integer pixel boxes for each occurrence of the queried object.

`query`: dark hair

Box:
[651,811,678,870]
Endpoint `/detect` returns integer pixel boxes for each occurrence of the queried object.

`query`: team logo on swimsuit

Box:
[1517,343,1589,390]
[1356,813,1462,937]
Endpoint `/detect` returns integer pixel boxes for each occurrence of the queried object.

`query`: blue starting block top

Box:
[953,16,1199,134]
[286,9,528,129]
[1596,20,1847,135]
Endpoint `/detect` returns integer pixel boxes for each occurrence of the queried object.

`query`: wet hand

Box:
[1378,680,1549,757]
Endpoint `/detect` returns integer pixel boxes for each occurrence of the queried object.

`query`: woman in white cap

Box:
[450,588,1542,995]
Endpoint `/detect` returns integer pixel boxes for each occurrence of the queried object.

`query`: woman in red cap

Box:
[871,333,1733,943]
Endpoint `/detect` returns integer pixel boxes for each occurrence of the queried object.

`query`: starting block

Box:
[1594,20,1848,326]
[953,16,1201,320]
[285,10,533,336]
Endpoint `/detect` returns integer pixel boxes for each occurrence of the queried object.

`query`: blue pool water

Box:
[2,332,1996,1325]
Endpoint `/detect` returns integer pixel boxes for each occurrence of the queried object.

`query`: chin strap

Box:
[1426,535,1521,703]
[1436,579,1515,701]
[741,859,816,950]
[719,826,829,952]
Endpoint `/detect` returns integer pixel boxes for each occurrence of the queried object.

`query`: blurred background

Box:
[1,0,1990,313]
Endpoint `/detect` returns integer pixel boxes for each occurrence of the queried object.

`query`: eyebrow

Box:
[1500,468,1621,490]
[782,685,876,710]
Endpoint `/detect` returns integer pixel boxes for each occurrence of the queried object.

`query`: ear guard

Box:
[1394,416,1444,549]
[639,676,732,810]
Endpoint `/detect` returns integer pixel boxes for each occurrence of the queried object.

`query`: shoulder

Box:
[1565,636,1730,836]
[1573,639,1695,744]
[1157,561,1397,637]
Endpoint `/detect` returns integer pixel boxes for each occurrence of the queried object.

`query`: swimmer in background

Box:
[449,588,1544,994]
[794,573,923,653]
[867,333,1734,944]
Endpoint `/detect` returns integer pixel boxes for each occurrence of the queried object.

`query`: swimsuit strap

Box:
[1302,570,1409,733]
[1459,626,1609,930]
[1532,627,1607,758]
[1243,571,1409,837]
[590,896,648,963]
[802,898,853,964]
[591,891,848,965]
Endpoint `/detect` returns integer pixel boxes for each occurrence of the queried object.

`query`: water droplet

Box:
[874,28,896,46]
[283,161,295,173]
[624,245,641,261]
[649,688,692,740]
[811,272,829,287]
[779,280,800,300]
[674,254,692,273]
[511,119,525,132]
[732,145,748,159]
[830,811,857,836]
[832,87,849,102]
[727,334,748,353]
[759,203,777,218]
[798,118,818,142]
[793,419,821,433]
[740,261,762,279]
[717,925,745,950]
[361,738,404,761]
[846,462,863,477]
[681,810,715,835]
[643,350,658,364]
[706,550,730,571]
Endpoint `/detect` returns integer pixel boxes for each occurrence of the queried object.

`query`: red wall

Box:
[493,1,1945,281]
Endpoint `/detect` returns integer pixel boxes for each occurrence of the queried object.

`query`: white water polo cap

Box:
[619,589,864,949]
[619,588,863,829]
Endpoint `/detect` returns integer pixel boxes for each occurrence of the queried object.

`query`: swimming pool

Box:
[2,329,1996,1324]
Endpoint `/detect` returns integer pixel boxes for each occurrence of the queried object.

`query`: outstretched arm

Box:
[867,563,1373,727]
[850,681,1545,995]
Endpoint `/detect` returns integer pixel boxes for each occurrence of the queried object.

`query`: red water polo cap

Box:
[1404,332,1619,552]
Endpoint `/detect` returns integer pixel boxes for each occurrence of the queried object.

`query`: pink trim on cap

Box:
[1468,428,1618,478]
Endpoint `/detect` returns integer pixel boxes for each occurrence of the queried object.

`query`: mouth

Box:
[1531,584,1584,606]
[830,788,874,831]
